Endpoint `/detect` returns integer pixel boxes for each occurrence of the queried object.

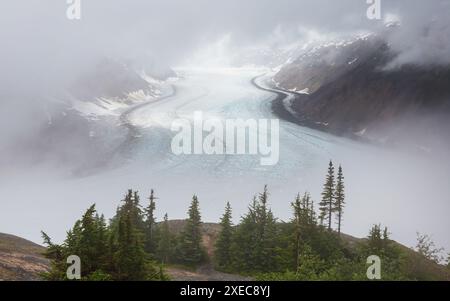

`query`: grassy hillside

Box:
[0,233,49,281]
[164,220,221,258]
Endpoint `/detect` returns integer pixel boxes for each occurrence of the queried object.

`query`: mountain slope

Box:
[1,58,176,175]
[272,31,450,145]
[0,233,49,281]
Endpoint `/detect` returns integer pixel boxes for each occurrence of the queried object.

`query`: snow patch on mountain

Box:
[70,71,176,120]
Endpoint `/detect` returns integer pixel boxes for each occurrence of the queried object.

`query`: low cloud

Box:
[384,0,450,67]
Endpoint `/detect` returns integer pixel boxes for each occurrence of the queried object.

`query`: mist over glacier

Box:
[2,67,450,255]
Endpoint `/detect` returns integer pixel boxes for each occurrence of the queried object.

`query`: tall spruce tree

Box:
[115,209,148,280]
[319,161,335,231]
[42,205,111,280]
[292,193,303,269]
[215,202,233,269]
[144,189,157,254]
[77,204,99,274]
[254,185,269,267]
[334,165,345,234]
[259,209,279,272]
[113,189,145,232]
[157,213,173,264]
[112,190,158,280]
[230,197,258,273]
[292,192,317,269]
[230,186,280,273]
[93,213,109,271]
[178,195,205,265]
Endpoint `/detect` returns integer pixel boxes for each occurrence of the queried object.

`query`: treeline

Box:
[41,161,450,280]
[41,189,208,280]
[211,163,406,280]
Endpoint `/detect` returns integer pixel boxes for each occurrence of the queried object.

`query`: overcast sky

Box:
[0,1,449,79]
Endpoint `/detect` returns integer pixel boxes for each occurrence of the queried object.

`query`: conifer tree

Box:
[115,208,148,280]
[93,213,109,271]
[334,165,345,234]
[144,189,157,254]
[257,185,269,227]
[113,189,145,232]
[254,186,273,270]
[292,192,317,269]
[367,224,391,252]
[215,202,234,269]
[256,186,279,258]
[74,205,109,275]
[178,195,205,265]
[292,193,303,269]
[308,196,317,225]
[231,186,280,273]
[41,205,111,279]
[259,209,279,272]
[230,197,258,273]
[157,213,173,264]
[319,161,335,231]
[112,190,158,280]
[41,231,67,280]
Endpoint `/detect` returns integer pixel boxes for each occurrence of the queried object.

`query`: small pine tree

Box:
[319,161,335,231]
[215,202,234,270]
[368,224,383,251]
[178,195,205,265]
[367,224,391,252]
[334,165,345,234]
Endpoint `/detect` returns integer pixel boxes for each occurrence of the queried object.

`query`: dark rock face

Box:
[274,35,388,95]
[273,33,450,142]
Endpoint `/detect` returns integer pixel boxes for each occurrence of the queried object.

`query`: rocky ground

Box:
[0,233,49,281]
